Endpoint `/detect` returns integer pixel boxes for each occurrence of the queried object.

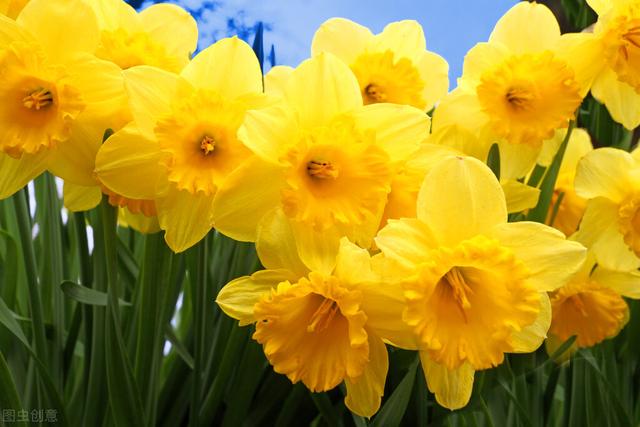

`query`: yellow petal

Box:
[0,13,32,44]
[498,140,540,180]
[418,156,507,246]
[375,218,437,270]
[592,267,640,299]
[138,3,197,67]
[63,182,101,212]
[0,150,47,199]
[264,65,294,97]
[119,209,160,234]
[87,0,138,31]
[344,334,388,418]
[489,2,560,53]
[351,103,429,163]
[47,122,103,187]
[431,87,489,133]
[586,0,612,15]
[426,125,488,161]
[592,68,640,130]
[255,208,309,277]
[502,180,540,213]
[488,221,587,292]
[290,220,341,276]
[181,37,262,99]
[334,238,376,285]
[17,0,99,63]
[237,103,299,164]
[559,128,593,174]
[373,20,425,60]
[574,147,636,204]
[556,33,605,95]
[216,269,298,326]
[213,157,286,242]
[417,50,449,111]
[156,187,215,253]
[420,352,475,410]
[124,66,183,135]
[460,42,509,86]
[285,53,362,129]
[508,292,551,352]
[95,125,167,200]
[577,198,640,271]
[311,17,373,64]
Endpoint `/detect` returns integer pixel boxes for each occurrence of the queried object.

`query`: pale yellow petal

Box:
[216,269,298,326]
[351,103,429,163]
[264,65,293,97]
[95,125,168,200]
[488,221,587,292]
[498,140,540,180]
[86,0,138,31]
[63,182,101,212]
[334,238,376,285]
[119,209,160,234]
[592,67,640,130]
[212,157,287,242]
[17,0,99,62]
[139,3,198,66]
[489,2,560,53]
[502,180,540,213]
[255,208,309,277]
[426,125,488,161]
[431,87,489,133]
[373,20,425,60]
[556,33,606,95]
[417,50,449,111]
[574,147,636,204]
[0,13,33,44]
[181,37,262,99]
[375,218,437,270]
[592,267,640,299]
[311,17,373,64]
[344,334,388,418]
[157,187,215,253]
[0,151,47,199]
[559,128,593,175]
[290,220,341,276]
[285,53,362,129]
[418,156,507,246]
[509,292,551,353]
[576,198,640,271]
[459,42,509,86]
[586,0,613,15]
[420,353,475,410]
[47,122,102,187]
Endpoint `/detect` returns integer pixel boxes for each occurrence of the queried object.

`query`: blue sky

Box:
[142,0,518,83]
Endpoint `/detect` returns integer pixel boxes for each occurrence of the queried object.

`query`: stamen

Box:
[441,268,474,323]
[307,299,339,333]
[505,87,534,110]
[364,84,387,103]
[307,160,339,179]
[200,135,216,156]
[23,87,54,110]
[570,294,589,318]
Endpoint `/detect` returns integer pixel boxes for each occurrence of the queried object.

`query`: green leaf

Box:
[371,357,418,427]
[486,143,501,181]
[0,351,27,427]
[61,280,131,307]
[164,326,194,370]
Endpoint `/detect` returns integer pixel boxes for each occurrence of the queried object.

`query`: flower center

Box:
[438,268,473,322]
[22,87,54,110]
[200,135,216,156]
[505,86,535,111]
[306,159,339,179]
[364,84,387,103]
[307,298,340,332]
[603,6,640,92]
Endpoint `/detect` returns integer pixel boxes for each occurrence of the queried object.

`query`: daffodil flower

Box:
[375,155,586,409]
[217,223,412,418]
[0,0,129,200]
[212,53,431,270]
[0,0,28,18]
[311,18,448,111]
[583,0,640,129]
[574,147,640,271]
[433,2,592,181]
[95,37,270,252]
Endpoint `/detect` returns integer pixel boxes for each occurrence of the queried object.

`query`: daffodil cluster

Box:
[2,0,640,417]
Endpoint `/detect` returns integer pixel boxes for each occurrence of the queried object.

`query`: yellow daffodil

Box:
[311,18,448,111]
[584,0,640,129]
[85,0,197,72]
[217,219,412,417]
[95,37,268,252]
[375,155,586,409]
[574,146,640,271]
[212,53,431,270]
[535,128,593,236]
[0,0,27,18]
[433,2,591,180]
[0,0,128,200]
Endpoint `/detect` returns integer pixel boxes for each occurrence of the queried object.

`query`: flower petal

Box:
[418,155,507,246]
[586,0,612,15]
[489,2,560,53]
[290,220,341,276]
[344,334,388,418]
[375,218,437,270]
[498,140,540,180]
[285,53,362,129]
[216,269,298,326]
[592,267,640,299]
[502,180,540,213]
[574,147,636,204]
[417,51,449,111]
[0,150,47,199]
[156,187,215,253]
[592,68,640,131]
[420,352,475,410]
[264,65,294,97]
[508,292,551,353]
[373,20,425,60]
[213,157,287,242]
[181,37,262,99]
[47,121,103,187]
[311,18,373,64]
[351,103,429,163]
[488,221,587,292]
[63,182,101,212]
[17,0,99,63]
[95,125,167,200]
[255,208,309,277]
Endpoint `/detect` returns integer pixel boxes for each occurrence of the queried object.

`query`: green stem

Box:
[190,234,208,426]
